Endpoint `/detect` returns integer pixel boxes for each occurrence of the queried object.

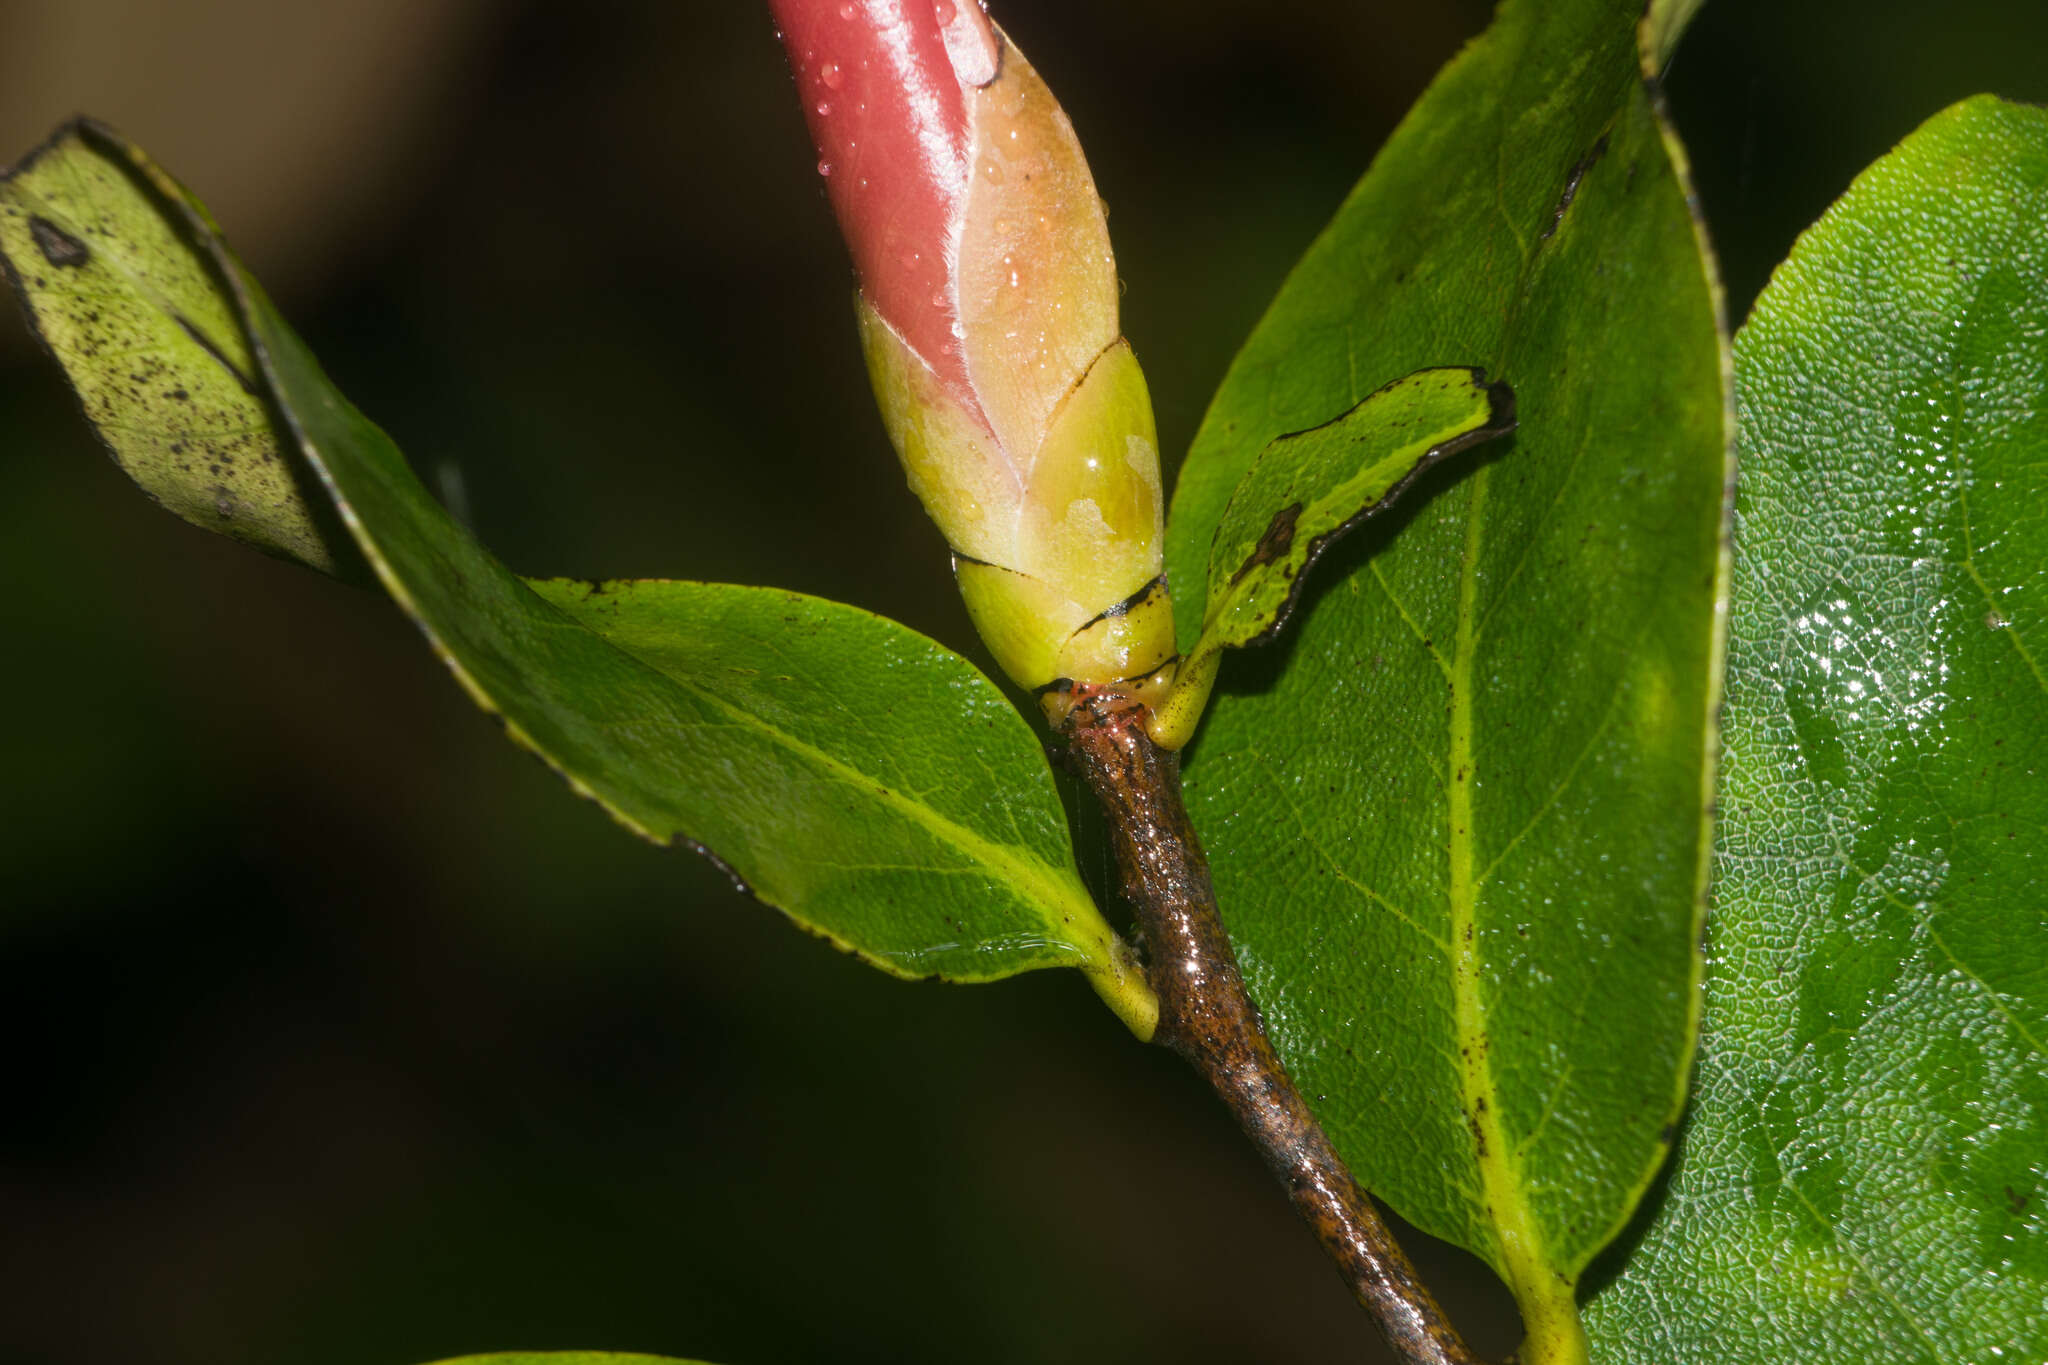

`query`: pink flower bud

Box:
[770,0,1176,701]
[770,0,996,417]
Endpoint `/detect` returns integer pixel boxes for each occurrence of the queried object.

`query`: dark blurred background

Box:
[2,3,2043,1363]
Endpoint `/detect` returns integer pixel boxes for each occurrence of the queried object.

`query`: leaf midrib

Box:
[1447,461,1556,1292]
[1446,80,1601,1334]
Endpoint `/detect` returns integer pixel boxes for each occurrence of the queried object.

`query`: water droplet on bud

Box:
[817,159,835,177]
[838,1,856,16]
[820,62,844,89]
[934,0,957,21]
[815,100,833,117]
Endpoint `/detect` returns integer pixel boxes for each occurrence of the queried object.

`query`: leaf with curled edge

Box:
[1152,368,1514,748]
[0,119,1156,1036]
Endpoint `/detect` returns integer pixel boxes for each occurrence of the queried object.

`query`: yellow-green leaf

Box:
[0,119,356,577]
[1153,367,1513,749]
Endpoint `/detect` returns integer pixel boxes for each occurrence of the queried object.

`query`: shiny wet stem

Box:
[1060,695,1482,1365]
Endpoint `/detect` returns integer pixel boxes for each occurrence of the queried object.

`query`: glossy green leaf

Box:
[0,121,1154,1035]
[512,575,1147,1023]
[1585,95,2048,1364]
[0,119,356,577]
[1154,369,1513,748]
[424,1356,715,1365]
[1162,0,1730,1354]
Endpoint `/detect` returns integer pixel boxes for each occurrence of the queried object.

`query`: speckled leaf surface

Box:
[0,120,354,576]
[1162,0,1729,1350]
[0,121,1152,1030]
[1585,95,2048,1364]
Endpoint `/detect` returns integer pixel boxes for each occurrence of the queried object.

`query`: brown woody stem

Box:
[1062,693,1479,1365]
